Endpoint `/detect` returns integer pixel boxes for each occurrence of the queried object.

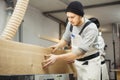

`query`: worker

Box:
[89,17,109,80]
[42,1,101,80]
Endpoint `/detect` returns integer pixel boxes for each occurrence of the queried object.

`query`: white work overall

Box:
[71,33,101,80]
[100,56,109,80]
[98,35,109,80]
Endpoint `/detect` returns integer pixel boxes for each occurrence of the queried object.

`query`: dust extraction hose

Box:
[0,0,29,40]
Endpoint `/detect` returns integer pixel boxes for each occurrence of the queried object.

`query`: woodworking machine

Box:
[0,74,75,80]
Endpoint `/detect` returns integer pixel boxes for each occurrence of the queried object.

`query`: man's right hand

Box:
[50,39,67,53]
[50,44,59,53]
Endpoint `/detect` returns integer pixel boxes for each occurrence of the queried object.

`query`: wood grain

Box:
[0,39,75,75]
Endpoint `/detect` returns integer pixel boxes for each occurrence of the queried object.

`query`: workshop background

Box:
[0,0,120,80]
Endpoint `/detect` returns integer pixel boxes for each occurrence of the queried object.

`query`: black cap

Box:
[89,17,100,28]
[66,1,84,17]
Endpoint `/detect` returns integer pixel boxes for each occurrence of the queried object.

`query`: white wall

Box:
[23,5,59,47]
[0,0,7,34]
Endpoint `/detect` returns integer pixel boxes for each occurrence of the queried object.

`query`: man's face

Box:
[66,12,83,26]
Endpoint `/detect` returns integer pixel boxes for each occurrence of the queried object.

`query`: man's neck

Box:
[78,17,85,26]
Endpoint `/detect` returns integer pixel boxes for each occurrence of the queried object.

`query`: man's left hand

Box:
[42,54,58,69]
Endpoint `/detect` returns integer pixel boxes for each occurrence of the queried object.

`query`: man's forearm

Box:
[57,52,84,61]
[57,39,68,49]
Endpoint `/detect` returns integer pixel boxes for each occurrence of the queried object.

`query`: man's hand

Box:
[50,39,67,53]
[42,54,58,69]
[50,45,59,53]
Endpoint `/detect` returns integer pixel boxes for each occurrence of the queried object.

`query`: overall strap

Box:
[69,21,92,35]
[70,24,73,32]
[79,21,92,35]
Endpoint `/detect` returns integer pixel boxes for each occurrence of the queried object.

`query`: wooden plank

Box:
[111,69,120,72]
[0,39,75,75]
[39,35,60,43]
[117,72,120,80]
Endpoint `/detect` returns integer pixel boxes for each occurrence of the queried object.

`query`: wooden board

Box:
[117,72,120,80]
[0,39,75,75]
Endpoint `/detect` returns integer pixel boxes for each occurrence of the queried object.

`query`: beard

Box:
[72,20,82,26]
